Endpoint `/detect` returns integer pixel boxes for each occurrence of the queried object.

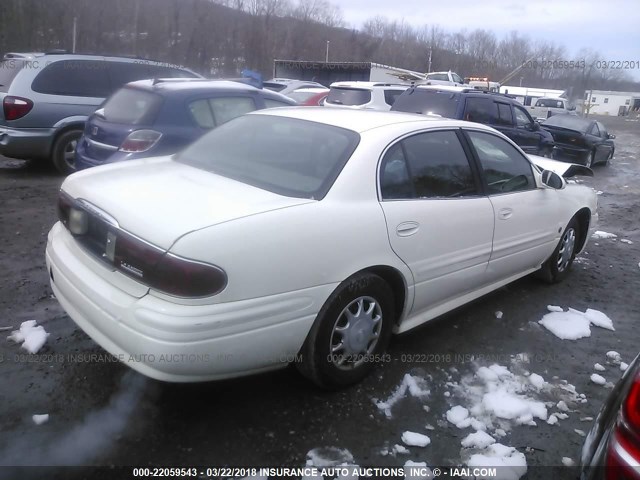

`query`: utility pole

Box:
[427,47,432,73]
[72,17,77,53]
[325,41,330,62]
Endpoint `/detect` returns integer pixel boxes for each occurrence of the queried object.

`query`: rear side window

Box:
[464,97,498,124]
[427,73,448,81]
[326,87,371,106]
[496,103,513,126]
[380,130,477,199]
[384,90,403,106]
[32,60,111,97]
[0,59,27,92]
[391,90,459,118]
[535,98,564,108]
[188,97,256,128]
[102,88,163,125]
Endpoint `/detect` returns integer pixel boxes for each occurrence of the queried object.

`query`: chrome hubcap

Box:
[64,139,78,168]
[329,296,382,370]
[557,228,576,272]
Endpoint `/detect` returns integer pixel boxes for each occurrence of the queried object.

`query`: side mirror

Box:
[541,170,564,189]
[608,133,616,139]
[530,122,540,131]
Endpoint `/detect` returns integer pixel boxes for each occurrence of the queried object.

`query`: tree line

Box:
[1,0,637,97]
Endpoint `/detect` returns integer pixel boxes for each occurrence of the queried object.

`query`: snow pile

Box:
[466,443,527,480]
[446,405,471,428]
[538,307,614,340]
[495,311,503,319]
[562,457,575,466]
[594,363,605,372]
[621,362,629,372]
[461,431,496,449]
[590,374,606,385]
[306,447,354,467]
[591,231,617,239]
[620,239,633,244]
[7,320,49,354]
[32,414,49,425]
[404,461,432,480]
[401,431,431,447]
[606,351,622,364]
[374,374,430,418]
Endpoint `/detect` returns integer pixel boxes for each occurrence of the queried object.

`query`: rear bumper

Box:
[0,125,55,160]
[552,145,590,162]
[46,222,332,382]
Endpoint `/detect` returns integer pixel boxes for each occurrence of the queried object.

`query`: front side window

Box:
[496,103,514,126]
[452,73,464,84]
[466,130,535,195]
[464,97,498,124]
[513,106,533,128]
[596,122,608,138]
[590,123,601,137]
[380,130,478,199]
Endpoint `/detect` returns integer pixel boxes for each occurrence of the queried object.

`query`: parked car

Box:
[0,52,200,174]
[528,96,577,121]
[324,82,408,111]
[581,353,640,479]
[47,108,597,388]
[75,79,296,170]
[263,78,325,95]
[541,114,615,167]
[424,70,465,86]
[285,87,329,106]
[391,85,555,156]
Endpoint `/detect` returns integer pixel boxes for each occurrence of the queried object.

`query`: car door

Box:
[463,129,561,282]
[512,105,540,154]
[595,121,613,161]
[378,129,494,315]
[493,101,518,142]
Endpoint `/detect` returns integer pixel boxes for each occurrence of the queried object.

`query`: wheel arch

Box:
[353,265,409,326]
[574,207,592,253]
[50,122,85,156]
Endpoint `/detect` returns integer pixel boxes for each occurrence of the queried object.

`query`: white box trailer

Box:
[499,86,566,106]
[273,60,427,86]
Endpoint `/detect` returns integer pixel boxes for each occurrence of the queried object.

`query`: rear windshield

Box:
[102,87,163,125]
[326,87,371,106]
[177,115,360,199]
[0,59,27,92]
[263,82,287,92]
[391,89,460,118]
[543,114,591,132]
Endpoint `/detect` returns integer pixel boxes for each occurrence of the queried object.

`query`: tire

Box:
[605,149,614,166]
[537,217,580,284]
[52,129,82,175]
[296,272,395,389]
[584,150,594,168]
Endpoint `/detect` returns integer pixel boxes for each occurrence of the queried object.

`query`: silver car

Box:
[0,52,199,173]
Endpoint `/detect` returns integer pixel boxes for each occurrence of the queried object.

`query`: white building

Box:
[499,86,566,106]
[584,90,640,116]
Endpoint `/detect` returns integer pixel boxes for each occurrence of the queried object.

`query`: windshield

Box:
[177,115,360,199]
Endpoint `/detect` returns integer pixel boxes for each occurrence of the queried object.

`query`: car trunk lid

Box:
[61,157,315,250]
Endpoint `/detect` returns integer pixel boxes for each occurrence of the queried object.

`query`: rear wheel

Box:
[537,217,580,283]
[297,272,394,389]
[52,129,82,175]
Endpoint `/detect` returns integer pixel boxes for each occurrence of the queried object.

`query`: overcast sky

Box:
[338,0,640,79]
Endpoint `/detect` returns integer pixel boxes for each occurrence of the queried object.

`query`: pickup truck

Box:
[424,71,465,86]
[528,97,576,121]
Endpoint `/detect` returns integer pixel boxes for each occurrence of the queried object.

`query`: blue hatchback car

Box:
[75,79,297,170]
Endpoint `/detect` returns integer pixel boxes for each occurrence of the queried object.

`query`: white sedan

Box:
[46,108,597,388]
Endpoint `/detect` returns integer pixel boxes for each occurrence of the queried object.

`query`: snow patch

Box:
[306,447,354,467]
[461,431,496,449]
[621,362,629,372]
[495,311,503,319]
[562,457,575,467]
[404,461,432,480]
[590,374,606,385]
[620,239,633,244]
[538,307,615,340]
[7,320,49,354]
[401,431,431,448]
[594,363,606,372]
[374,374,430,418]
[591,231,617,239]
[446,405,470,428]
[32,414,49,425]
[466,443,527,480]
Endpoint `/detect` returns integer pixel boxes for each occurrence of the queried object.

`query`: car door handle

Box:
[396,221,420,237]
[498,208,513,220]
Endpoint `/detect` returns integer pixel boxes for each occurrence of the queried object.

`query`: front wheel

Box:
[296,272,395,389]
[537,218,580,284]
[52,129,82,175]
[584,150,594,168]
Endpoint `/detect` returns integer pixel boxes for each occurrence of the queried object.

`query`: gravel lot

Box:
[0,115,639,478]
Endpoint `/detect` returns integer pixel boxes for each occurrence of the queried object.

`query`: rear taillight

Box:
[3,96,33,120]
[57,191,226,298]
[113,230,227,297]
[119,130,162,153]
[605,371,640,480]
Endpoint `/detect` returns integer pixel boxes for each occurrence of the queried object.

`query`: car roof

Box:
[250,106,495,133]
[291,87,329,93]
[413,85,518,101]
[126,78,262,93]
[330,81,409,90]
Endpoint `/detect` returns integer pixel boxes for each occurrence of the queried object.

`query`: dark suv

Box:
[391,86,555,157]
[0,52,199,173]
